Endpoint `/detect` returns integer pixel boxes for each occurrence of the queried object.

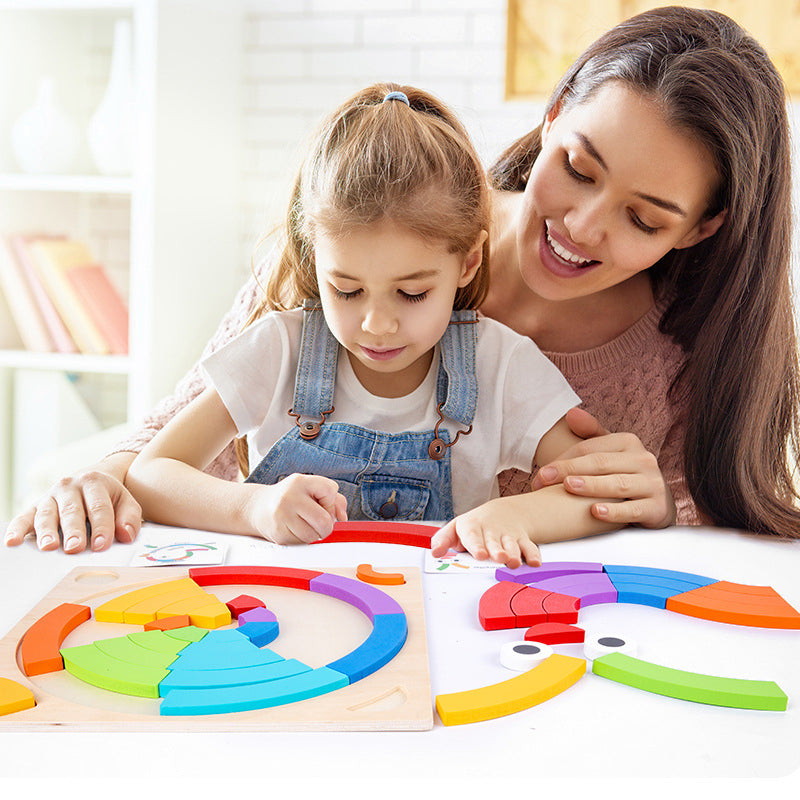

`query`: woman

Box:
[7,6,799,553]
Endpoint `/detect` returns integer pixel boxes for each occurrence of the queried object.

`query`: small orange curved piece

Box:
[356,564,406,586]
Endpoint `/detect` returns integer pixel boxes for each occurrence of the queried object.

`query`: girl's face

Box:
[315,221,484,398]
[517,81,725,301]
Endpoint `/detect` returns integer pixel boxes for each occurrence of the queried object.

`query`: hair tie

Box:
[383,90,410,106]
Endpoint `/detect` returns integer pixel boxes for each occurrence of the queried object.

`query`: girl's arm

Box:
[125,387,347,543]
[431,415,620,568]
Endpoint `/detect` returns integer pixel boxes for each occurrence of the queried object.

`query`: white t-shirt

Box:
[202,307,580,515]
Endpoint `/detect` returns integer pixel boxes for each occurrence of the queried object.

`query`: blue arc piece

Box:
[159,666,350,715]
[325,613,408,683]
[608,581,680,609]
[159,658,311,694]
[602,566,719,608]
[236,620,280,647]
[602,565,718,588]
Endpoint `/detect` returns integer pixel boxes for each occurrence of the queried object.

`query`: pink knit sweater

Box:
[113,270,698,525]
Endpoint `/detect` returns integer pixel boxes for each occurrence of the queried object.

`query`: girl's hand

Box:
[246,473,348,545]
[531,408,676,529]
[431,496,543,569]
[4,469,142,554]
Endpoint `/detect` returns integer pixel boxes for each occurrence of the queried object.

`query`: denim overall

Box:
[245,301,478,521]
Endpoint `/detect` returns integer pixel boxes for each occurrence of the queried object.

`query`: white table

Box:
[1,522,799,794]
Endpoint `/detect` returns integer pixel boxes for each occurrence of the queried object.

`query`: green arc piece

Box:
[592,652,787,711]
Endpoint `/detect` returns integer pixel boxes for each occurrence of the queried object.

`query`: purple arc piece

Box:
[308,574,404,621]
[495,561,604,585]
[237,606,278,625]
[532,572,618,607]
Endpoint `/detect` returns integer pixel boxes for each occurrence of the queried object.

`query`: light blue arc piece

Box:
[159,666,349,715]
[159,658,311,694]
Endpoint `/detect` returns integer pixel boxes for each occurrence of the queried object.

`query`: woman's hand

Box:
[531,408,676,529]
[246,473,348,545]
[4,454,142,554]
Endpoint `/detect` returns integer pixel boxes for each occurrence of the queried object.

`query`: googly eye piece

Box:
[584,633,638,662]
[500,640,553,671]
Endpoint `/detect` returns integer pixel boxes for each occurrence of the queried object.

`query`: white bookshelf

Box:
[0,0,244,516]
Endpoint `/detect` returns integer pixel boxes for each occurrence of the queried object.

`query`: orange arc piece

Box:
[20,602,91,676]
[435,653,586,726]
[144,615,192,632]
[0,678,36,716]
[666,581,800,629]
[356,564,406,586]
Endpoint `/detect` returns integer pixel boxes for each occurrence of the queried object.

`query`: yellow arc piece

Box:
[0,677,36,716]
[435,653,586,726]
[95,578,204,623]
[122,585,212,624]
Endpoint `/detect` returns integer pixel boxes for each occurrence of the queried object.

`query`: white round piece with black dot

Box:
[583,634,638,662]
[500,640,553,671]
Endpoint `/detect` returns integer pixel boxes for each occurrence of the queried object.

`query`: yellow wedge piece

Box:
[94,578,203,623]
[0,678,36,716]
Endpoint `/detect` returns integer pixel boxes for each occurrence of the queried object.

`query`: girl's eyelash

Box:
[333,287,429,302]
[334,287,362,300]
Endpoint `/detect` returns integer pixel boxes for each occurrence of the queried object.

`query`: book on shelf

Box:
[0,235,55,352]
[26,237,129,356]
[7,234,77,354]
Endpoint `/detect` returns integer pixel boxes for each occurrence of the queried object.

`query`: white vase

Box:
[11,77,80,174]
[88,19,134,175]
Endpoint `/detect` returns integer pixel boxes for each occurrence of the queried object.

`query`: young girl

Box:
[125,84,615,568]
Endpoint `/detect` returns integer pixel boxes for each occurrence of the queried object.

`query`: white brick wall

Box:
[238,0,545,279]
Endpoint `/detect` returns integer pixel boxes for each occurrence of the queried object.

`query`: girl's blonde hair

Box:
[249,82,491,322]
[236,83,491,475]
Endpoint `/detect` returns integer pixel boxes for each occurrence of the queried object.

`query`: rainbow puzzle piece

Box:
[14,566,409,717]
[435,560,799,725]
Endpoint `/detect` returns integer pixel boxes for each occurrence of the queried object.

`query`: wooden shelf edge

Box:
[0,350,131,375]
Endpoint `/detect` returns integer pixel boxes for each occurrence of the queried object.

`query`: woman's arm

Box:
[4,452,141,553]
[529,408,677,528]
[126,388,347,543]
[4,267,265,554]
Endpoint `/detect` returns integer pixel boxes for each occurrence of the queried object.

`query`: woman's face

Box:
[517,81,725,301]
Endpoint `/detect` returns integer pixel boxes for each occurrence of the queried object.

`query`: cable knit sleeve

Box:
[108,267,266,481]
[498,297,702,527]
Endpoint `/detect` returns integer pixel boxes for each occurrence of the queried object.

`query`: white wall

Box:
[237,0,544,279]
[236,0,800,300]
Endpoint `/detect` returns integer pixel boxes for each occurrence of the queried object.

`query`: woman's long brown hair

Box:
[490,6,800,538]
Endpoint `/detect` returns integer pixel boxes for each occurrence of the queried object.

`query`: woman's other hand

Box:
[531,408,676,529]
[4,453,142,554]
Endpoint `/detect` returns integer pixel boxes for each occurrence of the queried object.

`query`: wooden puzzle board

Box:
[0,565,432,731]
